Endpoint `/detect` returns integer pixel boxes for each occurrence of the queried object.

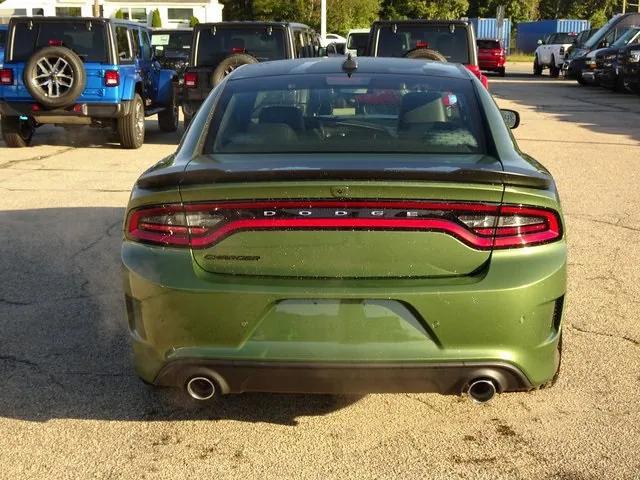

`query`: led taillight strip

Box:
[126,200,562,250]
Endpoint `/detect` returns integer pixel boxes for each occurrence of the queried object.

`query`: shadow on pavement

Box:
[19,118,184,148]
[0,207,359,424]
[491,73,640,143]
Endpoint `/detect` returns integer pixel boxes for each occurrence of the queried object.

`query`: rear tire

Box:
[498,67,506,77]
[549,57,560,78]
[1,116,35,148]
[404,48,447,62]
[211,53,259,86]
[183,112,192,131]
[117,94,145,149]
[158,91,178,133]
[533,56,543,76]
[576,74,587,86]
[23,46,86,109]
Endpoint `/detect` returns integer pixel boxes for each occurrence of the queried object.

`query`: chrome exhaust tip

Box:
[466,379,497,404]
[186,376,216,401]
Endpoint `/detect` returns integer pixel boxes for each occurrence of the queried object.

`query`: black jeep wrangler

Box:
[178,21,320,127]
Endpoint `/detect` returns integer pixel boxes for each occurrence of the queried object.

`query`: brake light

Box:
[104,70,120,87]
[0,68,13,85]
[231,47,245,54]
[184,72,198,88]
[416,40,429,48]
[126,201,562,249]
[48,39,63,46]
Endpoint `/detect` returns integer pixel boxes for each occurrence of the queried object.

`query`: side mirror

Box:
[537,39,543,46]
[500,109,520,129]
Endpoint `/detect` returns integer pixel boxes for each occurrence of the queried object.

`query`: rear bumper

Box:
[0,101,133,123]
[154,359,532,394]
[478,60,505,70]
[123,237,567,394]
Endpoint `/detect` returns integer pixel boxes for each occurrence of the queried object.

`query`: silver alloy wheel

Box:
[35,56,74,98]
[223,64,237,76]
[135,100,144,140]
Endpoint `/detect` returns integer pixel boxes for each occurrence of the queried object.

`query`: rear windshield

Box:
[205,74,485,155]
[548,33,576,44]
[477,39,500,49]
[196,26,286,66]
[347,32,369,50]
[11,21,108,63]
[375,25,470,63]
[151,30,192,51]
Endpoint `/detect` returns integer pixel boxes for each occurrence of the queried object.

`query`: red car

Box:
[477,39,506,76]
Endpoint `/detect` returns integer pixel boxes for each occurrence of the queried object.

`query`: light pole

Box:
[321,0,327,41]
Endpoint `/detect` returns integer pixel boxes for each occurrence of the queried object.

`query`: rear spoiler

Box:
[137,157,552,190]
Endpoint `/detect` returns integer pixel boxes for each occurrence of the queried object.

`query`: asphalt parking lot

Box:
[1,62,639,479]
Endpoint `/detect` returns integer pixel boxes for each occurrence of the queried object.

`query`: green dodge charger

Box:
[122,57,566,403]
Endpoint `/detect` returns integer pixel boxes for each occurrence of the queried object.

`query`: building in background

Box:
[0,0,223,27]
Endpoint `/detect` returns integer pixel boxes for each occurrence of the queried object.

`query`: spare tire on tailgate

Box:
[211,53,259,86]
[23,46,86,109]
[404,48,448,62]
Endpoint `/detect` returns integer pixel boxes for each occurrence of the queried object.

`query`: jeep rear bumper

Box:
[154,359,533,395]
[0,101,133,123]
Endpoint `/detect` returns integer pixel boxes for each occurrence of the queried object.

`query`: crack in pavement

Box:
[0,147,75,169]
[70,220,122,259]
[570,324,640,347]
[565,213,640,233]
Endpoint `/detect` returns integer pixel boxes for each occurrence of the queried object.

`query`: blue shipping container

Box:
[470,18,512,54]
[516,19,591,52]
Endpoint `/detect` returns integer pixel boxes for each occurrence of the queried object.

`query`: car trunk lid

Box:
[173,154,513,279]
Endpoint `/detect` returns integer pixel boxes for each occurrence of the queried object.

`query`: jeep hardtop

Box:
[365,19,488,88]
[178,21,320,127]
[0,17,178,148]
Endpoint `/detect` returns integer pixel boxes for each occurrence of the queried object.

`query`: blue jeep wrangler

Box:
[0,17,178,148]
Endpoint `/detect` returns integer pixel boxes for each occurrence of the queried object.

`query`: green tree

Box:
[468,0,539,23]
[151,8,162,28]
[380,0,469,20]
[327,0,381,34]
[190,15,201,27]
[114,9,125,19]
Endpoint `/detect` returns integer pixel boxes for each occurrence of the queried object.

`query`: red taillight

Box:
[104,70,120,87]
[416,40,429,48]
[0,68,13,85]
[231,47,245,54]
[48,39,64,46]
[126,201,562,250]
[184,72,198,88]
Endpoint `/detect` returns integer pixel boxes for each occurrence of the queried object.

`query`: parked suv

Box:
[151,28,193,74]
[365,20,488,88]
[533,32,577,77]
[595,26,640,90]
[0,17,178,148]
[563,13,640,84]
[178,21,319,127]
[620,43,640,93]
[477,39,506,76]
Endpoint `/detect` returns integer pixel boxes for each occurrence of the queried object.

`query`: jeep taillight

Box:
[104,70,120,87]
[0,68,14,85]
[184,72,198,88]
[126,201,562,250]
